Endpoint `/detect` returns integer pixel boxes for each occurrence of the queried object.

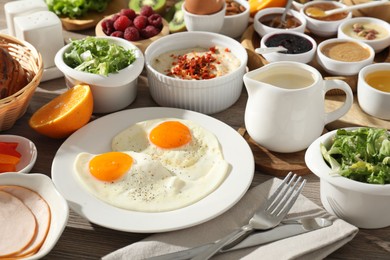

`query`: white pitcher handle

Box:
[323,80,354,125]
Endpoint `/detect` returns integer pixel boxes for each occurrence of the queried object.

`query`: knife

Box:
[146,217,332,260]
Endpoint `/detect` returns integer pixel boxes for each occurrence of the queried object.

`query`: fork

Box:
[191,172,306,260]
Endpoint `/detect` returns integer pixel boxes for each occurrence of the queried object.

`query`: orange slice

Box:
[29,84,93,139]
[249,0,288,17]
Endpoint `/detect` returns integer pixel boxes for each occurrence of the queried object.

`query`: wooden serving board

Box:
[60,0,127,31]
[238,128,315,177]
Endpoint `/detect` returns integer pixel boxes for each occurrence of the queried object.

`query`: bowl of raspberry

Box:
[95,6,170,53]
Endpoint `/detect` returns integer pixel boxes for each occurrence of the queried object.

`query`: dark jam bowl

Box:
[260,31,317,64]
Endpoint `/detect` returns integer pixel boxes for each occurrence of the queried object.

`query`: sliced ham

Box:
[0,190,37,257]
[0,186,51,257]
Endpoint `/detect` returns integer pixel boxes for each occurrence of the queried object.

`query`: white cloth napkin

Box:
[102,178,359,260]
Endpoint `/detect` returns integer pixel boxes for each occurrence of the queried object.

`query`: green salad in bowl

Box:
[321,127,390,184]
[305,127,390,228]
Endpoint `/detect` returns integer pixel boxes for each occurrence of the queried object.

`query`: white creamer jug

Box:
[244,61,353,153]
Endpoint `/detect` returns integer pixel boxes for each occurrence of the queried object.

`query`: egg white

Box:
[74,148,229,212]
[111,118,229,182]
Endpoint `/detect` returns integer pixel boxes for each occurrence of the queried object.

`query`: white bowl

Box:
[220,0,250,38]
[254,7,306,37]
[260,31,317,64]
[316,38,374,76]
[305,128,390,229]
[301,1,352,37]
[144,31,248,114]
[0,135,37,173]
[0,173,69,258]
[55,36,144,114]
[357,63,390,120]
[182,1,226,33]
[338,17,390,53]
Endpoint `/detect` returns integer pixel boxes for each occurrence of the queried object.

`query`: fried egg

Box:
[74,147,228,212]
[111,118,229,182]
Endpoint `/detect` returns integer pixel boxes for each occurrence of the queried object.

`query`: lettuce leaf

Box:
[63,37,136,76]
[321,127,390,184]
[46,0,110,19]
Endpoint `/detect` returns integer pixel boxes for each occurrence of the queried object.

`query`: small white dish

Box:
[0,172,69,259]
[144,31,248,114]
[338,17,390,53]
[220,0,250,38]
[260,31,317,64]
[0,135,37,173]
[305,127,390,229]
[182,1,226,33]
[55,36,144,114]
[301,1,352,37]
[254,7,306,37]
[357,63,390,120]
[317,38,374,76]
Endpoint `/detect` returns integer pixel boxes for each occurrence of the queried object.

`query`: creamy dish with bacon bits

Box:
[152,46,241,80]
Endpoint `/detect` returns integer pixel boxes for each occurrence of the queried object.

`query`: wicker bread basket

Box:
[0,34,43,131]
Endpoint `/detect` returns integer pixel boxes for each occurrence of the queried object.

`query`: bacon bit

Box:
[225,48,231,52]
[168,48,220,80]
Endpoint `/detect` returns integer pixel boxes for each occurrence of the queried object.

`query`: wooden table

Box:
[1,1,389,259]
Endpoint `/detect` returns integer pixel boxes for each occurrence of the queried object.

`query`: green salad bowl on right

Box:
[305,127,390,229]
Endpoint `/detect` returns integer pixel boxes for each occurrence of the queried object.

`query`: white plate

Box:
[0,135,37,173]
[52,107,254,233]
[0,173,69,259]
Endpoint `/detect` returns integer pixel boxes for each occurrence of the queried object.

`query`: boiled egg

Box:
[184,0,224,15]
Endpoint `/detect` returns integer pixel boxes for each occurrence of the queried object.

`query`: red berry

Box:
[140,5,154,17]
[124,26,141,41]
[120,8,136,20]
[110,31,124,38]
[148,13,162,27]
[102,19,115,35]
[114,15,131,31]
[140,25,160,39]
[111,14,120,22]
[133,15,148,30]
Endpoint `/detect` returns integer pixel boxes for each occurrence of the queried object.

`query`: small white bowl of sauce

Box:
[254,7,306,37]
[358,63,390,120]
[301,1,352,37]
[316,38,374,76]
[338,17,390,53]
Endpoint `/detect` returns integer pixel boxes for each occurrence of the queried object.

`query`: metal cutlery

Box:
[146,217,332,260]
[191,172,306,260]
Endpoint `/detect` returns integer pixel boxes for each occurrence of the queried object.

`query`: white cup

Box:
[244,61,354,153]
[357,63,390,120]
[182,2,226,33]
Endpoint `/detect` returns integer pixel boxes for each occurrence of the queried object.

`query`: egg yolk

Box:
[149,121,192,149]
[89,152,133,182]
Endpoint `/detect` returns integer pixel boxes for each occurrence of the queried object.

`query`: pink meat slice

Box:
[0,185,51,256]
[0,190,37,257]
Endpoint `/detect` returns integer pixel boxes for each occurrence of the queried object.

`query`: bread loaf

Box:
[0,47,28,99]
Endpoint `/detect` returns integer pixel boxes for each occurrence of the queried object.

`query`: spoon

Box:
[255,46,288,54]
[280,0,295,28]
[305,0,389,18]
